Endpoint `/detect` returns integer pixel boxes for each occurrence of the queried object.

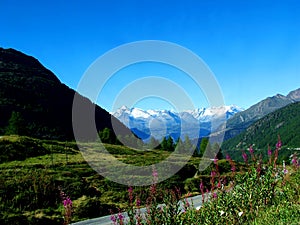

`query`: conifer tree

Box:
[5,111,26,135]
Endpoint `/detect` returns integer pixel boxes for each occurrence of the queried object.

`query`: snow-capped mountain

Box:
[112,105,244,141]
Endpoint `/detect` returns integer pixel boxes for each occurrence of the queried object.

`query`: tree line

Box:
[3,111,223,160]
[99,127,223,159]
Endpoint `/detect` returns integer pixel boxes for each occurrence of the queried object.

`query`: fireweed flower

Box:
[110,215,117,224]
[291,154,299,168]
[274,135,282,168]
[231,164,236,173]
[268,145,272,157]
[226,154,231,160]
[211,170,217,177]
[118,213,124,220]
[200,180,204,192]
[276,135,282,149]
[63,197,72,207]
[128,186,133,204]
[249,145,254,154]
[217,179,221,189]
[59,188,72,225]
[212,192,218,199]
[150,167,158,195]
[226,154,236,173]
[242,152,248,164]
[200,180,205,203]
[249,145,256,161]
[136,198,141,207]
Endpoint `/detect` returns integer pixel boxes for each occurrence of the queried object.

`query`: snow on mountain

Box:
[112,105,244,141]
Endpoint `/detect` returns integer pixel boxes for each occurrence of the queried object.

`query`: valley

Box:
[0,47,299,224]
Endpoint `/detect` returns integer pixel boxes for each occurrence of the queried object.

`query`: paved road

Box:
[71,194,209,225]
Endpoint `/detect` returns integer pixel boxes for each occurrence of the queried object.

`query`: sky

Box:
[1,0,299,112]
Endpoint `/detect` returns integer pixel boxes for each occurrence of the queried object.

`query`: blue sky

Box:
[1,0,299,111]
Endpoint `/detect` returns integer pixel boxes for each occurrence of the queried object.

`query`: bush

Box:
[111,138,300,225]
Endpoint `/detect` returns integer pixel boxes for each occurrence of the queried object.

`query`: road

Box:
[70,194,209,225]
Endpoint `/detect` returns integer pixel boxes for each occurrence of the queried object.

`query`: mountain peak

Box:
[112,105,243,141]
[0,47,132,140]
[0,47,60,84]
[287,88,300,102]
[223,87,300,140]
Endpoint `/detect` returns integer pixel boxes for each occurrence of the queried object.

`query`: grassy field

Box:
[0,135,208,224]
[0,135,299,225]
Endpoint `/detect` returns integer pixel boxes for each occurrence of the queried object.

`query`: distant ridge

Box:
[0,47,132,140]
[222,101,300,150]
[112,105,243,141]
[221,88,300,140]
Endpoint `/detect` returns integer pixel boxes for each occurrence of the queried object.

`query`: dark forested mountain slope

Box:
[0,47,131,140]
[222,101,300,151]
[223,88,300,140]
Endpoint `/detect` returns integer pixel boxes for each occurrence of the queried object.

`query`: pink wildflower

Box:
[211,170,216,177]
[128,186,133,204]
[200,180,204,192]
[242,152,248,164]
[249,145,254,154]
[249,145,256,161]
[136,198,141,207]
[118,213,124,220]
[291,154,299,168]
[276,135,282,149]
[63,197,72,207]
[268,145,272,157]
[231,164,236,172]
[59,188,72,225]
[212,192,218,199]
[226,154,231,161]
[111,215,117,224]
[217,179,221,189]
[200,180,205,203]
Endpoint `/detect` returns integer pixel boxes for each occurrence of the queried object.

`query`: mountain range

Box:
[0,47,132,140]
[1,47,299,146]
[114,87,300,143]
[222,101,300,154]
[222,88,300,140]
[112,105,243,141]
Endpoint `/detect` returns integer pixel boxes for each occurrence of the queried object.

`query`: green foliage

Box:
[160,136,175,151]
[0,136,202,224]
[0,136,50,162]
[222,102,300,151]
[72,196,117,221]
[186,166,300,224]
[98,127,116,144]
[1,136,299,224]
[199,138,211,157]
[113,142,300,225]
[5,111,26,135]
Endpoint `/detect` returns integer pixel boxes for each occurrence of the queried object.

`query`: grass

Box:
[0,135,202,224]
[0,135,299,225]
[110,137,300,225]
